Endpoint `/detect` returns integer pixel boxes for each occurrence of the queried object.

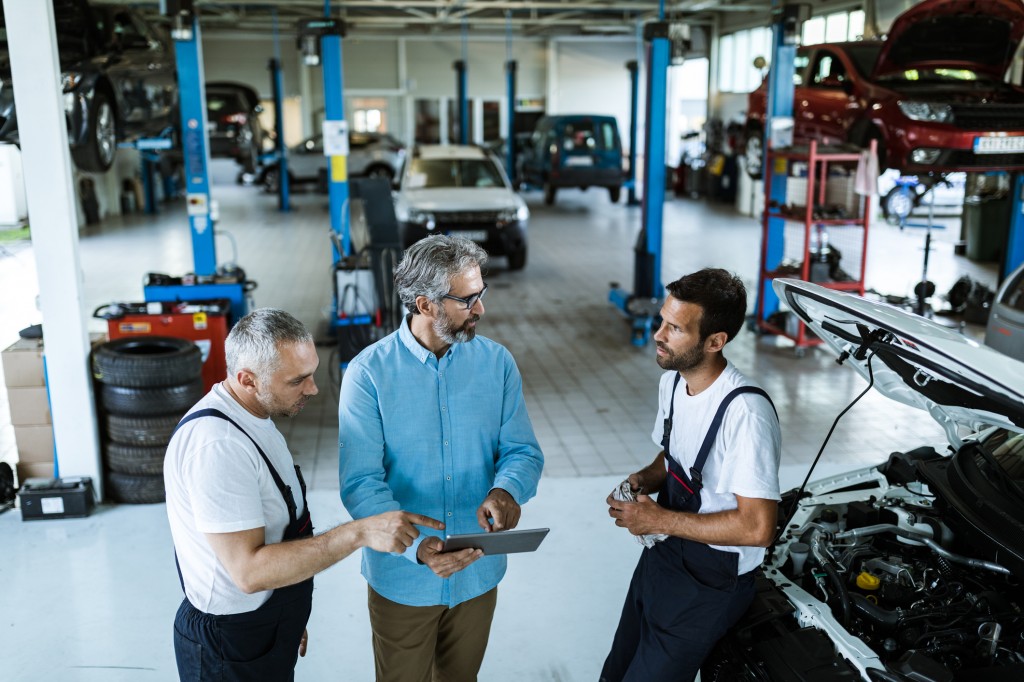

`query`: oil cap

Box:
[856,572,881,591]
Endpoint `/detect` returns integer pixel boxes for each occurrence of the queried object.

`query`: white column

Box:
[546,39,558,113]
[299,60,314,140]
[3,0,102,495]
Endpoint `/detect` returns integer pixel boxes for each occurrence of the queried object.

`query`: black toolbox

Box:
[18,476,95,520]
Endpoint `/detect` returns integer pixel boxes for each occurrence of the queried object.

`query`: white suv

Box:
[394,145,530,270]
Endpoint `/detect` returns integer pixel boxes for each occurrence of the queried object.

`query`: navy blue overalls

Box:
[171,409,314,682]
[601,375,777,682]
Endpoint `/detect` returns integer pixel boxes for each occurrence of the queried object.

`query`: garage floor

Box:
[0,166,1000,680]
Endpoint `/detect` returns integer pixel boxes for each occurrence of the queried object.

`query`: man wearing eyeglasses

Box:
[338,234,544,682]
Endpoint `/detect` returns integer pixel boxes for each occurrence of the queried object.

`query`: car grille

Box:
[951,103,1024,131]
[433,211,502,225]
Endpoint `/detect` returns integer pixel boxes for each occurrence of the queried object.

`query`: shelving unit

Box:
[757,139,875,350]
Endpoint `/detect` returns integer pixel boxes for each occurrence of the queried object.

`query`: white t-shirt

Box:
[650,361,782,575]
[164,383,306,615]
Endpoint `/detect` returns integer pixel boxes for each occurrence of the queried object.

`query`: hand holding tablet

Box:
[441,528,550,555]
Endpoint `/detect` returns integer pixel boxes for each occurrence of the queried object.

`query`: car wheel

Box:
[743,127,764,180]
[507,247,527,271]
[544,182,557,206]
[72,91,117,173]
[608,186,622,203]
[365,165,395,183]
[263,167,293,194]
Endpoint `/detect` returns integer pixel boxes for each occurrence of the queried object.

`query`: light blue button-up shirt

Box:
[339,316,544,607]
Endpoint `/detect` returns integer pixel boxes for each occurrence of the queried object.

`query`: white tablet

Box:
[441,528,550,555]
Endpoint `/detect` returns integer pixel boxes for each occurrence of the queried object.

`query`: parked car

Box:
[705,277,1024,681]
[394,144,529,270]
[205,81,265,173]
[0,0,178,173]
[744,0,1024,179]
[519,114,624,205]
[986,261,1024,363]
[256,131,405,193]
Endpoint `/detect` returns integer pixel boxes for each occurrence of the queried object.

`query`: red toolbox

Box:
[95,299,231,393]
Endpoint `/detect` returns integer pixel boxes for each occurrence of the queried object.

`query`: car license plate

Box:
[458,230,488,242]
[973,136,1024,154]
[564,156,594,166]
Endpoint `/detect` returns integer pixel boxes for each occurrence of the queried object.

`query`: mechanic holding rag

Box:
[339,235,544,682]
[601,269,782,681]
[165,308,441,681]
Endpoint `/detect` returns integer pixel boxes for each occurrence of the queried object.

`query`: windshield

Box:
[404,157,505,189]
[985,430,1024,482]
[843,43,883,77]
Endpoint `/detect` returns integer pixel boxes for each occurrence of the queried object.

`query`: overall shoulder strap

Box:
[660,373,684,457]
[691,386,777,475]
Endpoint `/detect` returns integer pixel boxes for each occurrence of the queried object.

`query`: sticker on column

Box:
[322,120,349,156]
[192,312,208,331]
[331,155,348,182]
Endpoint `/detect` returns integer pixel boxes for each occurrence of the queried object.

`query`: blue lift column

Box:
[608,19,670,346]
[454,60,469,145]
[268,57,290,212]
[758,2,800,321]
[626,59,640,206]
[1006,173,1024,280]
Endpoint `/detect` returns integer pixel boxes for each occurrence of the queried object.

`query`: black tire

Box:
[100,379,205,417]
[72,90,117,173]
[106,413,181,446]
[107,472,165,504]
[608,186,622,203]
[93,336,202,388]
[507,247,527,271]
[105,443,167,476]
[365,164,395,183]
[743,127,764,180]
[544,182,557,206]
[264,167,294,194]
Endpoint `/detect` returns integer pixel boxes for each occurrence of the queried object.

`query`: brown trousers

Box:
[367,586,498,682]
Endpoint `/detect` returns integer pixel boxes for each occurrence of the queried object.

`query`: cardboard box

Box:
[7,386,51,426]
[18,476,94,520]
[13,424,54,463]
[16,461,54,485]
[2,337,45,388]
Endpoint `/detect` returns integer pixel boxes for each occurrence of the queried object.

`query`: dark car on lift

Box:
[206,81,265,173]
[0,0,178,174]
[743,0,1024,180]
[518,114,625,205]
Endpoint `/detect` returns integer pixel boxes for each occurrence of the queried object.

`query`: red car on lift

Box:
[743,0,1024,179]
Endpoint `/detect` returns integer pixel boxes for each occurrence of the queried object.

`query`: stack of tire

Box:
[92,337,204,504]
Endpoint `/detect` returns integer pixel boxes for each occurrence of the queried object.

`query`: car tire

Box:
[92,337,202,388]
[365,165,395,183]
[105,443,167,476]
[544,182,557,206]
[100,379,205,417]
[743,127,764,180]
[507,247,528,271]
[72,90,117,173]
[107,472,165,504]
[263,167,294,194]
[608,186,622,203]
[106,413,181,447]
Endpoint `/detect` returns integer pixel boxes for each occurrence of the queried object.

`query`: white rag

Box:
[611,479,668,549]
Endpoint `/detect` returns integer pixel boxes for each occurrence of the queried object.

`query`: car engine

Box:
[705,446,1024,681]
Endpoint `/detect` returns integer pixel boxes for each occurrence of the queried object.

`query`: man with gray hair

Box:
[165,308,442,681]
[339,235,544,681]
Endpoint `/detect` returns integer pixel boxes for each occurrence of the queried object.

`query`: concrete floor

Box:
[0,161,1000,680]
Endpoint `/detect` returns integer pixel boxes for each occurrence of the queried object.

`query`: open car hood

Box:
[773,279,1024,448]
[873,0,1024,80]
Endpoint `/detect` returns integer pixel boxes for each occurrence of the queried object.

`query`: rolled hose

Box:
[811,531,852,628]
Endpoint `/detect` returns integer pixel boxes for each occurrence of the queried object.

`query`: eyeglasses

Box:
[442,283,488,310]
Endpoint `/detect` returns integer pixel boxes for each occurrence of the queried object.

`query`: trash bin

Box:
[963,195,1011,263]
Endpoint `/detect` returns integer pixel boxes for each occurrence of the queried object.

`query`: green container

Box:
[963,195,1011,263]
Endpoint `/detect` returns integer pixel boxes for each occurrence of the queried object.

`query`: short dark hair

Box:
[665,268,746,343]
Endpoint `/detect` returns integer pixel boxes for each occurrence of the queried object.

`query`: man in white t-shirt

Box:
[165,308,442,682]
[601,269,782,682]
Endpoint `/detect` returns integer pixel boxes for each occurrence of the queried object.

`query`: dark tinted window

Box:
[842,43,882,77]
[560,121,617,152]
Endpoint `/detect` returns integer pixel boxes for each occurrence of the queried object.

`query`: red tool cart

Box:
[94,299,231,392]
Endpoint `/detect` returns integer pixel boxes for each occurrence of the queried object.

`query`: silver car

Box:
[985,262,1024,362]
[257,131,405,193]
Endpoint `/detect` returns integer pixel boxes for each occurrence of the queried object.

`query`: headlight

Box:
[897,101,953,124]
[408,209,436,230]
[61,71,82,93]
[497,205,530,224]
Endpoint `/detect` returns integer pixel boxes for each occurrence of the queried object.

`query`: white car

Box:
[705,278,1024,681]
[394,145,529,270]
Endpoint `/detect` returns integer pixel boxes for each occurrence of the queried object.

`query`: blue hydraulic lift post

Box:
[638,19,670,301]
[321,1,350,261]
[505,14,516,178]
[626,58,640,206]
[758,2,798,320]
[1006,172,1024,280]
[173,15,217,276]
[270,10,290,212]
[459,21,470,144]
